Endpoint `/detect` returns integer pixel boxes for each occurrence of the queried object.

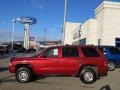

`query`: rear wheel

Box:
[108,61,115,71]
[79,68,97,84]
[15,67,32,83]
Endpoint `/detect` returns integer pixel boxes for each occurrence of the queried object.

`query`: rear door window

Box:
[62,47,79,57]
[81,47,100,57]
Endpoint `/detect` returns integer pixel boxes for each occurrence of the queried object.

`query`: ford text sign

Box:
[20,16,37,25]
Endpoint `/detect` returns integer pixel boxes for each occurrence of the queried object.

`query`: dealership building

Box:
[64,1,120,47]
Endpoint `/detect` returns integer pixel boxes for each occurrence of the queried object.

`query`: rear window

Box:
[62,47,79,57]
[109,48,120,54]
[81,47,100,57]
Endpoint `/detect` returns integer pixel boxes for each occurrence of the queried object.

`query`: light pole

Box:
[11,18,16,52]
[63,0,67,45]
[44,29,47,46]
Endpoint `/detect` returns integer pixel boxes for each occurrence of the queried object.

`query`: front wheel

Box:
[15,67,32,83]
[79,68,97,84]
[108,61,115,71]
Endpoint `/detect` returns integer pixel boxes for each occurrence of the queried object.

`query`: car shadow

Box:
[32,75,46,81]
[33,75,95,88]
[99,85,112,90]
[0,67,8,72]
[32,75,70,81]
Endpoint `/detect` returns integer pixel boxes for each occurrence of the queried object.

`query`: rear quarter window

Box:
[81,47,100,57]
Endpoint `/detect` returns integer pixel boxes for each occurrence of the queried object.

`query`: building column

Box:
[24,24,29,49]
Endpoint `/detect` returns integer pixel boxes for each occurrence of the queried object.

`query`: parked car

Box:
[7,44,27,53]
[9,45,108,84]
[27,48,36,53]
[98,46,120,71]
[0,45,7,54]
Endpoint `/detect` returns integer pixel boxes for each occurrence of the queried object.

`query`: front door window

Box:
[44,48,58,58]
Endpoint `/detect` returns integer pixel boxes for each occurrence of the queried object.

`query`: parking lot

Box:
[0,54,120,90]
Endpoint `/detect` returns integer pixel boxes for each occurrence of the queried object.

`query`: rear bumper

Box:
[99,67,108,77]
[100,71,108,77]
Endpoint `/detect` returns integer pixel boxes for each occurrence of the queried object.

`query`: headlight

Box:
[10,57,16,63]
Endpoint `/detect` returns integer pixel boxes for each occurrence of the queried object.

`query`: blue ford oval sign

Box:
[20,16,37,25]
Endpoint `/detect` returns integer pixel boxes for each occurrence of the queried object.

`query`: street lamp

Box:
[11,18,16,52]
[44,29,47,46]
[63,0,67,45]
[11,18,21,52]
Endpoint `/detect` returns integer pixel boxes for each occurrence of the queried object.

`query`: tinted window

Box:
[115,38,120,47]
[62,47,79,57]
[82,47,100,57]
[109,48,120,54]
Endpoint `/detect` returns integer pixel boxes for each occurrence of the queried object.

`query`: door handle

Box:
[55,60,59,64]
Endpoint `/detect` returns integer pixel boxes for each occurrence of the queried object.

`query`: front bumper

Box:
[8,63,15,73]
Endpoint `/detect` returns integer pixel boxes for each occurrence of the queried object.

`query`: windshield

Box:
[32,48,46,57]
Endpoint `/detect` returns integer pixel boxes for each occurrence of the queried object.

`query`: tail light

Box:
[104,60,108,67]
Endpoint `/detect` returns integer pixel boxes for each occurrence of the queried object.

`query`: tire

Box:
[15,67,32,83]
[108,61,115,71]
[79,68,97,84]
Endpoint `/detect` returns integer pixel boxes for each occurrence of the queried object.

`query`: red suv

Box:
[9,45,108,84]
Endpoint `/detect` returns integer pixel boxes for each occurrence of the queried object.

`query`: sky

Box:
[0,0,117,41]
